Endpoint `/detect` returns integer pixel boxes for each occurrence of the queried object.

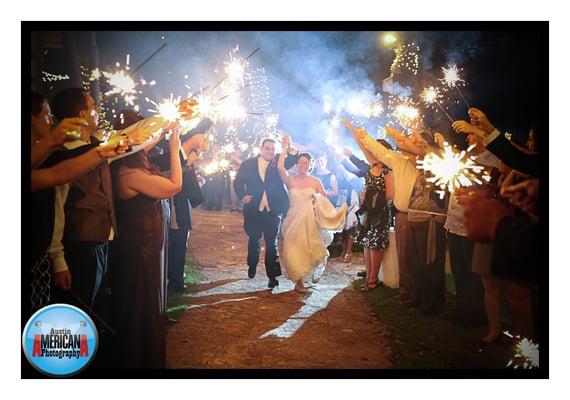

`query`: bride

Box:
[277,138,347,293]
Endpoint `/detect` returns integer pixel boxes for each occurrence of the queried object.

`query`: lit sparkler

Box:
[420,86,454,123]
[416,143,491,199]
[506,334,539,369]
[148,94,182,122]
[224,47,249,86]
[440,64,470,108]
[103,70,137,105]
[393,101,421,129]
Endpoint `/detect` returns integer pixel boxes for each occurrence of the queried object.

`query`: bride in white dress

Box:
[277,139,347,293]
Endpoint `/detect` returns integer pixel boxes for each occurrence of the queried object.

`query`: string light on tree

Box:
[390,42,420,75]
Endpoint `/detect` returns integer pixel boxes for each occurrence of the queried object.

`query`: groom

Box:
[233,135,300,288]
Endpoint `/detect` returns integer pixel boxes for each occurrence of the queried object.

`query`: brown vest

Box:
[64,160,117,243]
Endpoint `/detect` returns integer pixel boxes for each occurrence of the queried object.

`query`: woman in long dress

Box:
[277,139,347,293]
[111,127,182,369]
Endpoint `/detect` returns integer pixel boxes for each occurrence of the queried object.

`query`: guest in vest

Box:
[51,88,117,315]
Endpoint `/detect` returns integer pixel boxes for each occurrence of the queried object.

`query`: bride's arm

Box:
[314,177,328,198]
[277,142,290,186]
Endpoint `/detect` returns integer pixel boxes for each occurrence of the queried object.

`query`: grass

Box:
[166,250,202,324]
[357,274,515,369]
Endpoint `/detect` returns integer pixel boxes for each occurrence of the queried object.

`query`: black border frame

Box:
[21,21,549,379]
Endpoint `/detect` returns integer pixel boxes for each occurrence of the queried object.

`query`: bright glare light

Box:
[382,33,397,45]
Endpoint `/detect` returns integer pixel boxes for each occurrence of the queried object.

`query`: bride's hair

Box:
[297,152,314,173]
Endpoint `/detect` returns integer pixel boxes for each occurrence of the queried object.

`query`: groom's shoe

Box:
[268,277,279,288]
[248,265,256,279]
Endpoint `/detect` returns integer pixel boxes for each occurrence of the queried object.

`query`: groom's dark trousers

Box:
[245,209,281,278]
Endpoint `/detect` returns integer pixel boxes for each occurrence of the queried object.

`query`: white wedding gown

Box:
[280,188,347,283]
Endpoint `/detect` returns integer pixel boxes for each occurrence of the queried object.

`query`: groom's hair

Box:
[261,138,276,148]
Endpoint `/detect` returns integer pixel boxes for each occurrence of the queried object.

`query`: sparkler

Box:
[506,334,539,369]
[224,48,249,86]
[103,70,137,105]
[441,64,470,108]
[416,143,491,199]
[148,94,183,122]
[393,101,421,129]
[420,86,454,123]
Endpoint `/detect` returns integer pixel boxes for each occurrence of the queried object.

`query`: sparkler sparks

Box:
[420,86,454,123]
[420,86,442,105]
[506,335,539,369]
[224,47,249,86]
[441,64,464,88]
[103,70,137,105]
[148,94,182,122]
[416,143,491,199]
[440,64,470,108]
[393,101,421,129]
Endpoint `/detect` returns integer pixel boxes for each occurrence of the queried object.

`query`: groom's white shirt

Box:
[257,156,271,212]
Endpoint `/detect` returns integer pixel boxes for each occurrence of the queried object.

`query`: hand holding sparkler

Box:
[51,117,90,146]
[97,136,131,158]
[342,147,353,158]
[385,126,406,140]
[281,133,291,149]
[468,108,495,134]
[452,120,487,140]
[433,132,446,147]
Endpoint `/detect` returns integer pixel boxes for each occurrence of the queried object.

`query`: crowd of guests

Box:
[29,88,208,369]
[337,108,541,344]
[29,83,541,370]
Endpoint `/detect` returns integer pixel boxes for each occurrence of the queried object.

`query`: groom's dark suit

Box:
[233,152,299,278]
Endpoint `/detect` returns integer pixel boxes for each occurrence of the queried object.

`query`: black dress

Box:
[112,194,166,369]
[354,171,391,250]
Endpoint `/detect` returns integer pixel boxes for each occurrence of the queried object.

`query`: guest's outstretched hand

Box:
[468,108,495,134]
[385,126,405,140]
[452,120,486,139]
[342,147,352,157]
[97,135,131,158]
[51,117,89,146]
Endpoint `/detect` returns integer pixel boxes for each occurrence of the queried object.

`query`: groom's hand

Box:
[242,195,253,204]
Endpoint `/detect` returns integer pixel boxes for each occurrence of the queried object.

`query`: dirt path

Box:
[166,208,392,369]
